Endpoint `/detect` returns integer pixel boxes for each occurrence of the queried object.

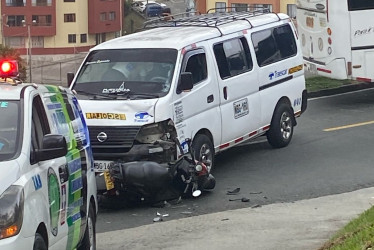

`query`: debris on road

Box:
[229,197,250,202]
[227,188,240,195]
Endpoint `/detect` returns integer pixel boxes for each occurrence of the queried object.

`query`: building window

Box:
[5,0,26,7]
[108,12,116,21]
[100,13,106,21]
[64,0,75,2]
[287,4,296,18]
[6,15,25,27]
[80,34,87,43]
[248,4,272,12]
[6,37,25,48]
[231,3,247,12]
[31,0,52,6]
[68,34,76,43]
[32,15,52,26]
[64,14,76,22]
[215,2,226,12]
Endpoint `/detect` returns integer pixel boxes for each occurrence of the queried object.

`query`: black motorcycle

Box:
[102,139,216,205]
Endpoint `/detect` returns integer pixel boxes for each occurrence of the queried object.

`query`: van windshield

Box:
[73,48,178,99]
[0,100,21,161]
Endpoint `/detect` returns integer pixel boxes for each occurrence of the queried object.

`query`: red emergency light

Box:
[0,60,19,78]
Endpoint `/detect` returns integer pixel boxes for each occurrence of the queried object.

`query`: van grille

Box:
[88,126,141,148]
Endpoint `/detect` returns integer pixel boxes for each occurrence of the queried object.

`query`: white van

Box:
[68,10,307,191]
[0,61,97,250]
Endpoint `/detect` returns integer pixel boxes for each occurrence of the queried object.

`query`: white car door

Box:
[172,47,221,151]
[213,36,261,148]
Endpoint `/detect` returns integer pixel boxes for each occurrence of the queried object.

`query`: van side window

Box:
[252,24,297,67]
[30,96,51,164]
[213,37,253,79]
[184,52,208,85]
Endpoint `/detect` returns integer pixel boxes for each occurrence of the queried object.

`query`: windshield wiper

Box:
[74,90,117,100]
[106,89,159,99]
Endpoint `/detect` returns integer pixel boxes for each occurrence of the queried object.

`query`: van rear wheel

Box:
[192,134,214,173]
[267,103,294,148]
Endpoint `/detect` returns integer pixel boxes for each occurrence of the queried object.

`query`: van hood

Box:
[0,160,21,195]
[78,99,157,126]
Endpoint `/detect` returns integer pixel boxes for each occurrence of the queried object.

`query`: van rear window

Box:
[252,24,297,67]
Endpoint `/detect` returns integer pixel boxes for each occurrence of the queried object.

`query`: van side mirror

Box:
[35,134,68,162]
[67,72,75,87]
[177,72,193,94]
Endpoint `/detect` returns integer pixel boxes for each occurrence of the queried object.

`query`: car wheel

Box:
[78,204,96,250]
[33,233,47,250]
[192,134,215,172]
[266,102,294,148]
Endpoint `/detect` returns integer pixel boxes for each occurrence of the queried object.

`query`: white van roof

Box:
[92,12,290,51]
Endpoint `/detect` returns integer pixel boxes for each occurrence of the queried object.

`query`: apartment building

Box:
[1,0,122,55]
[195,0,296,17]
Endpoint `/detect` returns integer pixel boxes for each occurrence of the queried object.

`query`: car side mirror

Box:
[35,134,68,162]
[177,72,193,94]
[67,72,75,87]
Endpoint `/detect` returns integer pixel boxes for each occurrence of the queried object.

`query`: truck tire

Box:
[266,103,294,148]
[192,134,214,172]
[33,233,47,250]
[78,204,96,250]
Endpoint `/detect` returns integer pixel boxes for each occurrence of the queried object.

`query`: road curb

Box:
[307,81,374,98]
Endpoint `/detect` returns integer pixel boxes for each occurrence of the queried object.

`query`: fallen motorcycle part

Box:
[227,187,240,195]
[192,190,202,197]
[229,197,250,202]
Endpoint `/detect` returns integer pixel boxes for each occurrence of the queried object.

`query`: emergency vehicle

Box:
[0,60,97,250]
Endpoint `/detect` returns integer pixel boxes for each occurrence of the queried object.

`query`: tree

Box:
[0,44,27,81]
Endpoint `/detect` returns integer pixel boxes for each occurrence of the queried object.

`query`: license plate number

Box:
[94,161,114,172]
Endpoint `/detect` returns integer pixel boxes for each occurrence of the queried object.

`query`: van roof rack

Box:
[143,7,281,35]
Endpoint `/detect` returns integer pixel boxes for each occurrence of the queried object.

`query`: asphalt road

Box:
[96,88,374,233]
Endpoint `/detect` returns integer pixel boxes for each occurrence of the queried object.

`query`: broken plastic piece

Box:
[227,187,240,195]
[229,197,250,202]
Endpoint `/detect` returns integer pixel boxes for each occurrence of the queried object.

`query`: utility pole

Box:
[28,24,32,82]
[23,19,35,82]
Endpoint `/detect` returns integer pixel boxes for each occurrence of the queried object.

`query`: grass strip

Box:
[318,206,374,250]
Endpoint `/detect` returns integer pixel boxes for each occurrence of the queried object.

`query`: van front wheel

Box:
[33,233,47,250]
[192,134,214,173]
[78,204,96,250]
[267,103,294,148]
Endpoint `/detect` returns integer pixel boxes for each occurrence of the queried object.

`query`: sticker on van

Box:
[269,69,287,80]
[0,102,8,108]
[135,111,152,122]
[234,98,249,119]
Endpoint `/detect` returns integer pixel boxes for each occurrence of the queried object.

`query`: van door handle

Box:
[207,94,214,103]
[223,87,228,100]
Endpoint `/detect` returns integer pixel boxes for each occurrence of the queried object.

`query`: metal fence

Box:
[26,53,87,86]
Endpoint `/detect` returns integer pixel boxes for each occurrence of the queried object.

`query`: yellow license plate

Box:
[104,170,115,190]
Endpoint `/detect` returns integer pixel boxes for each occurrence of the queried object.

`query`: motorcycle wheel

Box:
[192,134,215,172]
